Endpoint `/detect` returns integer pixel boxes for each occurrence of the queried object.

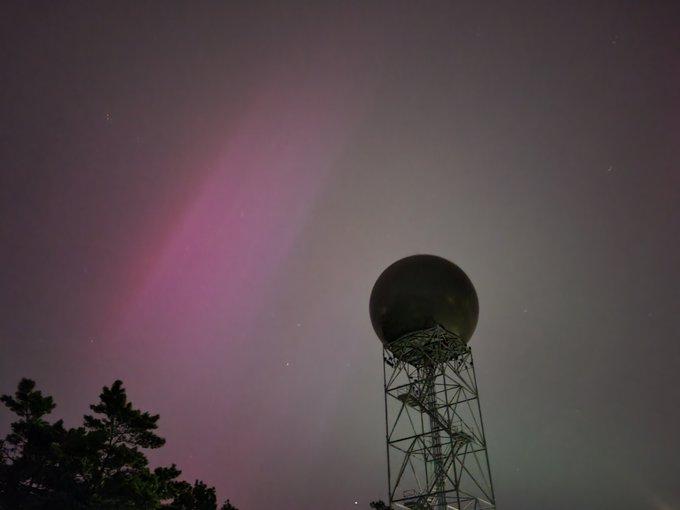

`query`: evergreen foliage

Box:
[0,378,236,510]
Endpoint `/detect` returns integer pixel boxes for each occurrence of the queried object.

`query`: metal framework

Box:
[382,325,496,510]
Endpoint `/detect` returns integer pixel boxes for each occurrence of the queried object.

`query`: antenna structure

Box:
[370,255,496,510]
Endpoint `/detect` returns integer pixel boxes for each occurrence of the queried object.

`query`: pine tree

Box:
[83,380,164,509]
[0,379,237,510]
[0,378,73,509]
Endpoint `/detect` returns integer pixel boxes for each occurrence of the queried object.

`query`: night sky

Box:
[1,2,679,509]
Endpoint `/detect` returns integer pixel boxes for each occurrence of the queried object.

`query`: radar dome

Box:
[369,255,479,347]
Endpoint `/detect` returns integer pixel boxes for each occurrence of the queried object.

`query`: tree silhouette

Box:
[0,378,236,510]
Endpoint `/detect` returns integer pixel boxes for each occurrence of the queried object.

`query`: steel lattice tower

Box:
[369,254,496,510]
[382,325,495,509]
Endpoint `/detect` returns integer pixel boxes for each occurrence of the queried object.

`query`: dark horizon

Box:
[2,2,679,509]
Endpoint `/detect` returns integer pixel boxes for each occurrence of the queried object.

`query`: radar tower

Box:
[370,255,496,510]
